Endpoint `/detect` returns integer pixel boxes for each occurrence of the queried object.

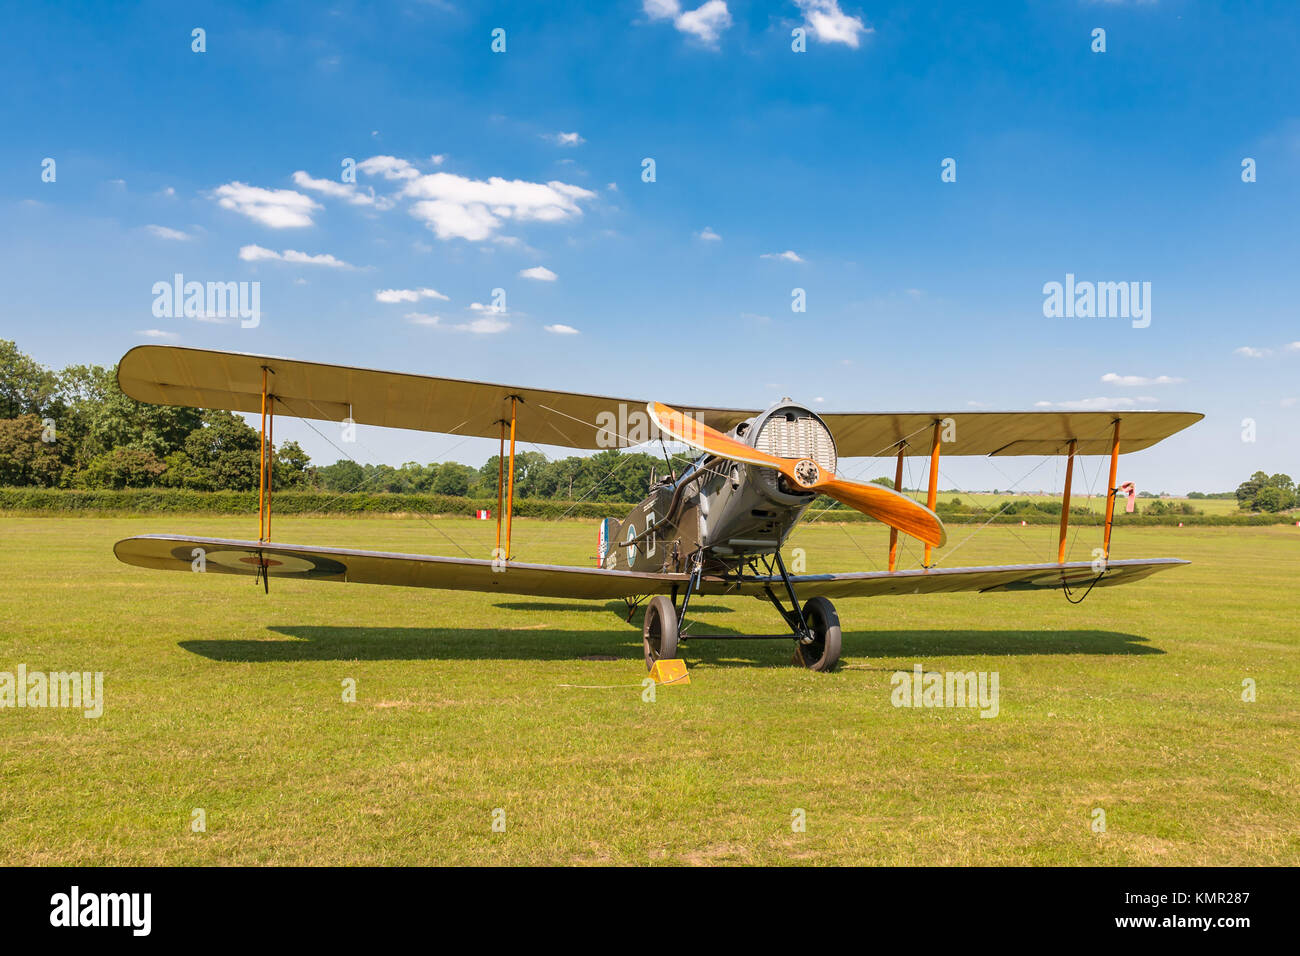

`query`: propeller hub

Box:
[791,458,821,488]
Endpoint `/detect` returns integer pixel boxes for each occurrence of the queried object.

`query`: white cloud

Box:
[146,224,190,241]
[238,244,281,262]
[795,0,871,48]
[549,132,585,146]
[159,186,176,198]
[469,301,506,313]
[1235,342,1300,358]
[429,154,446,166]
[375,287,449,303]
[400,172,596,241]
[212,182,320,228]
[762,250,805,262]
[413,197,502,241]
[1033,397,1145,410]
[239,244,353,268]
[454,316,510,334]
[136,329,179,341]
[675,1,732,44]
[606,182,619,191]
[644,0,732,46]
[405,312,441,326]
[545,324,579,335]
[357,155,421,181]
[696,226,722,241]
[291,170,380,207]
[519,266,558,281]
[1100,373,1186,386]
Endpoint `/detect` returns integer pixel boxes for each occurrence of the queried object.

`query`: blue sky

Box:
[2,0,1297,494]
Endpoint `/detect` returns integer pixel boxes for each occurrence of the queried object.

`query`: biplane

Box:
[113,346,1202,672]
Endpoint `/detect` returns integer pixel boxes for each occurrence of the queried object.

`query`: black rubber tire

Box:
[796,596,841,672]
[642,595,679,670]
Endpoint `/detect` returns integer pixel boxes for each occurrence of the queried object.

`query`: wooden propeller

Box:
[648,401,947,548]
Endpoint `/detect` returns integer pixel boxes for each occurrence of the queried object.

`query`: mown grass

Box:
[936,491,1244,516]
[0,513,1296,866]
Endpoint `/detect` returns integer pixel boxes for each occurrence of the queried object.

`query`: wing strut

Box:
[495,419,506,557]
[887,440,906,571]
[505,395,519,560]
[1102,418,1122,559]
[1057,438,1077,563]
[257,365,276,542]
[923,420,942,567]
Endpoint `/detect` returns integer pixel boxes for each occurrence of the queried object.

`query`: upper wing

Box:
[703,558,1188,599]
[114,534,688,600]
[820,410,1203,457]
[117,345,754,450]
[119,346,1200,456]
[119,345,1196,457]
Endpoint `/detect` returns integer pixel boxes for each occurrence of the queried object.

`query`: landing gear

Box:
[765,551,841,672]
[642,595,679,670]
[793,596,841,672]
[638,549,841,672]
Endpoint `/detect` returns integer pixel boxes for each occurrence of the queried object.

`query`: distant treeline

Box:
[5,488,1298,526]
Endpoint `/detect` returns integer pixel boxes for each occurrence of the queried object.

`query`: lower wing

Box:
[114,534,687,600]
[115,534,1186,601]
[713,558,1188,599]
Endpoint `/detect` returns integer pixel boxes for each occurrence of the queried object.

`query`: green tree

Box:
[273,440,311,488]
[315,459,365,492]
[0,415,64,486]
[158,450,209,489]
[182,410,262,491]
[431,462,476,497]
[57,362,201,470]
[1236,471,1296,511]
[0,340,60,419]
[77,447,168,488]
[1254,484,1296,513]
[1235,471,1269,508]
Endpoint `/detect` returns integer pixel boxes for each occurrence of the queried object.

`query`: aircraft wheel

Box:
[642,595,679,670]
[796,596,841,672]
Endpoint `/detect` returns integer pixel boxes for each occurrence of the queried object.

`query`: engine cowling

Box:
[695,402,839,557]
[745,403,838,503]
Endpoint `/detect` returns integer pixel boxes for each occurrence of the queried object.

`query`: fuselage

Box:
[603,400,837,575]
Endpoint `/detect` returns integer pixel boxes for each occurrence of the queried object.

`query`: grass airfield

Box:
[1,513,1296,866]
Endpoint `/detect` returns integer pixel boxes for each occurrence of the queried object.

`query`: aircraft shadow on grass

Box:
[491,600,735,615]
[179,611,1164,666]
